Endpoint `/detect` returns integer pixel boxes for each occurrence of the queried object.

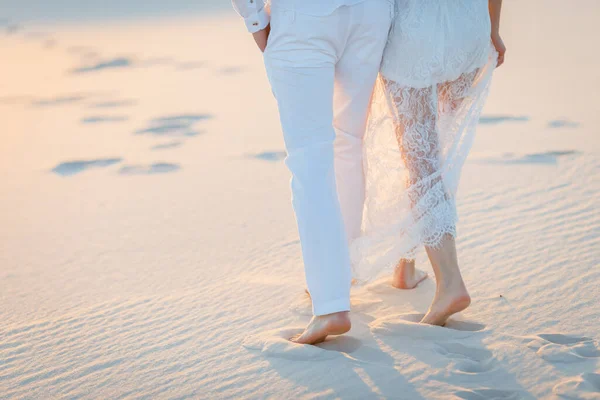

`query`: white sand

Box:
[1,1,599,399]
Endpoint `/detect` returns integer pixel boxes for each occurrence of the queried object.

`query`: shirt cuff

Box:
[244,7,270,33]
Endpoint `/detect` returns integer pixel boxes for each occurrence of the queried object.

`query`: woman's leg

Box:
[382,81,436,290]
[392,258,428,289]
[383,76,471,324]
[421,235,470,325]
[418,71,481,324]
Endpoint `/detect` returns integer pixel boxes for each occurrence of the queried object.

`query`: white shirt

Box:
[232,0,369,33]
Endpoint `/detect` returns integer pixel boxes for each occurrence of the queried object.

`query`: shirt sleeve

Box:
[231,0,270,33]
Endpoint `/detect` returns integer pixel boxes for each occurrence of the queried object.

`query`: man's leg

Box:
[334,1,428,290]
[332,0,393,244]
[263,9,352,343]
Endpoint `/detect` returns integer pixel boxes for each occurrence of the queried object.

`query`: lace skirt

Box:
[350,1,497,282]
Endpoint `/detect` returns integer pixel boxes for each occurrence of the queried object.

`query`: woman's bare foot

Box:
[421,236,471,326]
[392,259,428,289]
[420,283,471,326]
[291,311,351,345]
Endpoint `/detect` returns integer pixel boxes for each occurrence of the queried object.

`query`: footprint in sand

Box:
[216,66,245,75]
[81,116,129,124]
[251,151,287,162]
[151,141,183,151]
[177,61,206,71]
[478,115,530,125]
[31,95,87,107]
[548,119,580,129]
[89,100,137,109]
[118,163,180,175]
[71,57,133,74]
[452,388,524,400]
[472,150,580,165]
[370,313,486,341]
[52,158,122,176]
[527,333,600,364]
[135,114,211,138]
[553,372,600,399]
[242,328,342,361]
[434,342,496,374]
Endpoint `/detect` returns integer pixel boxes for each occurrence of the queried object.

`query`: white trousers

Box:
[263,0,393,315]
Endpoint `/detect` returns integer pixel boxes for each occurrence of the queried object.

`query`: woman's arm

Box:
[489,0,506,67]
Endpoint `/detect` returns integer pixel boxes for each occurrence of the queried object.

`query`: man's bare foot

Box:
[291,311,351,345]
[392,259,428,289]
[420,284,471,326]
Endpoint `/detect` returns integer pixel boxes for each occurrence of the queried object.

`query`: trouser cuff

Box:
[312,296,351,316]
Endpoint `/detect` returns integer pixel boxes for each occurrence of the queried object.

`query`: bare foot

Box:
[291,311,351,345]
[392,259,428,289]
[420,284,471,326]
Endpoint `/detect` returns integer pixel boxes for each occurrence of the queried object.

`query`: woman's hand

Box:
[488,0,505,67]
[491,32,506,67]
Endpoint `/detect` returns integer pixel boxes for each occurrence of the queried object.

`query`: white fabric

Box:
[232,0,271,33]
[231,0,378,33]
[270,0,373,15]
[350,0,497,283]
[263,1,393,315]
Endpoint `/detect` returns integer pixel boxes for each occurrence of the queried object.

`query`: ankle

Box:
[436,278,468,295]
[319,311,349,320]
[436,271,465,287]
[396,260,415,276]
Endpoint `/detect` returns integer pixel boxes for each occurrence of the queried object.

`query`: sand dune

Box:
[0,1,599,399]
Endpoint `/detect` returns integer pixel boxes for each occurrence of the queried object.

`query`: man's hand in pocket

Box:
[253,25,271,53]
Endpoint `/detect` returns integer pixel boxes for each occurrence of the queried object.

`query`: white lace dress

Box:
[350,0,498,282]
